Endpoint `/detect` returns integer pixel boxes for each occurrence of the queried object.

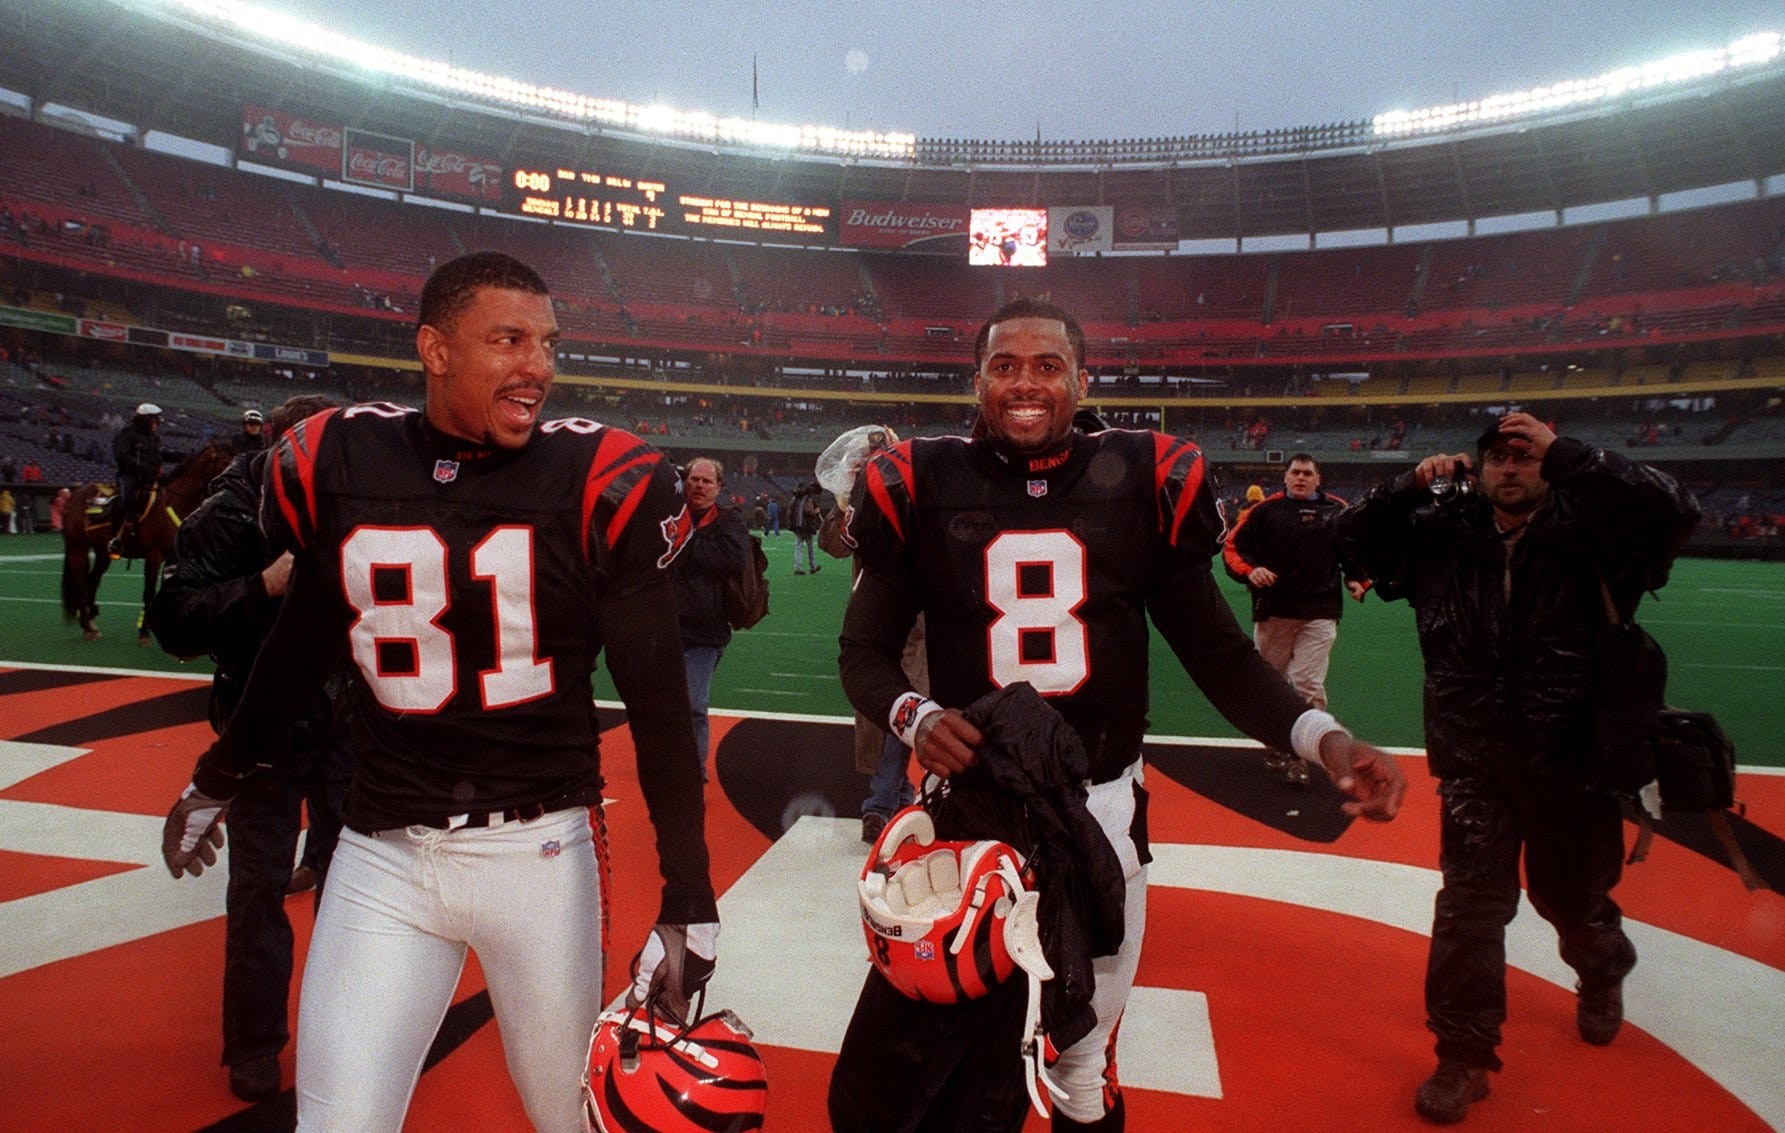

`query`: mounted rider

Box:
[109,403,164,555]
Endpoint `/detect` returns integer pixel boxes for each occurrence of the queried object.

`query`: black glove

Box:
[627,922,719,1023]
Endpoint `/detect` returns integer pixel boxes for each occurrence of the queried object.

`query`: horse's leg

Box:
[139,552,159,645]
[85,548,109,640]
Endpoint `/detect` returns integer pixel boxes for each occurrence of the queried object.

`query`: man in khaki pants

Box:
[1222,453,1368,782]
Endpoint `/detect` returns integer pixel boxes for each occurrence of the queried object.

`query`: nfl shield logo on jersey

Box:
[1027,479,1048,498]
[432,459,460,484]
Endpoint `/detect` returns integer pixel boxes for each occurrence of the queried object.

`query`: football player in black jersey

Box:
[160,252,718,1132]
[833,298,1405,1132]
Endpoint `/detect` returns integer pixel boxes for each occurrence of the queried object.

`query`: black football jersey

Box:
[845,428,1243,778]
[260,403,693,831]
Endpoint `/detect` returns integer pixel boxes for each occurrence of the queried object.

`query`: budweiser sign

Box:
[840,201,970,249]
[240,105,344,175]
[415,147,504,203]
[343,129,415,192]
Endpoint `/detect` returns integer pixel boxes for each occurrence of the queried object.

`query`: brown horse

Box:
[61,440,235,642]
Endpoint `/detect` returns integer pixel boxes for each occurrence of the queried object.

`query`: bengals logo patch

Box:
[656,506,694,568]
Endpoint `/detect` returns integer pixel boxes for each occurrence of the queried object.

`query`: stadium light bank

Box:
[1372,32,1782,137]
[133,0,919,161]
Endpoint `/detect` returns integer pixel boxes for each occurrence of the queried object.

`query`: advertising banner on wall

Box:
[1047,206,1114,255]
[10,305,327,367]
[240,105,343,176]
[414,147,504,204]
[1112,203,1180,250]
[343,129,415,193]
[78,319,128,342]
[839,201,970,249]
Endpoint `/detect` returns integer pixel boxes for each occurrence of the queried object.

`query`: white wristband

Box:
[1290,709,1350,764]
[888,692,943,750]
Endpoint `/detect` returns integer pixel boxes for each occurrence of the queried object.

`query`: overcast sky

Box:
[269,1,1782,141]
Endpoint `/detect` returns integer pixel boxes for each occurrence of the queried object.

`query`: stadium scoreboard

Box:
[506,166,832,240]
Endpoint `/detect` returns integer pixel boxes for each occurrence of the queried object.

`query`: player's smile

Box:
[975,316,1088,456]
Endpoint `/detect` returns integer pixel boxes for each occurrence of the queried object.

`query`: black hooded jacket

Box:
[113,418,162,484]
[149,450,343,743]
[1336,436,1698,783]
[671,503,749,649]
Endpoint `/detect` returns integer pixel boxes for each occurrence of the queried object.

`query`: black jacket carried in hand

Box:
[672,503,749,649]
[1336,436,1698,783]
[934,682,1128,1051]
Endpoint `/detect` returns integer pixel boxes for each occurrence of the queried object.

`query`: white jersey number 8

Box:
[984,530,1089,695]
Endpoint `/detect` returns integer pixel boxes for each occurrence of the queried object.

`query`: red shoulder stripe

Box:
[272,407,336,550]
[1153,433,1207,547]
[580,428,660,554]
[864,441,915,544]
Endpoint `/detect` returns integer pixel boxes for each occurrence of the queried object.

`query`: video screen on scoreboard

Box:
[968,207,1047,267]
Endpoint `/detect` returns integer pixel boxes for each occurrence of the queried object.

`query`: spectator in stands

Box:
[21,460,42,482]
[0,487,14,534]
[108,402,163,555]
[148,393,352,1103]
[671,457,749,781]
[1222,454,1369,784]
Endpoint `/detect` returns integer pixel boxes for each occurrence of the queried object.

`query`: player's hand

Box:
[628,922,719,1023]
[161,784,229,878]
[260,551,294,598]
[913,709,983,778]
[1412,453,1472,488]
[1346,580,1370,602]
[1247,566,1278,589]
[1315,734,1405,822]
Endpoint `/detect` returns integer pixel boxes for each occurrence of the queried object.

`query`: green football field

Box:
[2,531,1779,766]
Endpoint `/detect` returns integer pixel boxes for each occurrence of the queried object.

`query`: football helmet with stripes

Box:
[857,805,1041,1003]
[582,991,767,1133]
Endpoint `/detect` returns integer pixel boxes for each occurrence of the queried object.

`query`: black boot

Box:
[1054,1094,1124,1132]
[1415,1060,1488,1124]
[1577,977,1624,1045]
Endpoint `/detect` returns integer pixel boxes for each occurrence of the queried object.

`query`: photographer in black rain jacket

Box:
[1337,412,1698,1126]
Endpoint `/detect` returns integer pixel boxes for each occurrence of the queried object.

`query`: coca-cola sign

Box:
[240,104,343,175]
[343,129,414,192]
[839,201,970,249]
[415,147,504,203]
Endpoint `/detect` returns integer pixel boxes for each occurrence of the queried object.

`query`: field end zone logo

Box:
[1,665,1779,1130]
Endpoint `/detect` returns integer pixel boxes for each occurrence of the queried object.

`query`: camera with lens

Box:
[1428,460,1473,507]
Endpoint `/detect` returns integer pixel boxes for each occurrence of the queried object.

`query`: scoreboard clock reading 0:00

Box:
[506,167,833,240]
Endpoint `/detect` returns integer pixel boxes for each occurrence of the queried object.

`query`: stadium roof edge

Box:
[94,0,1785,171]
